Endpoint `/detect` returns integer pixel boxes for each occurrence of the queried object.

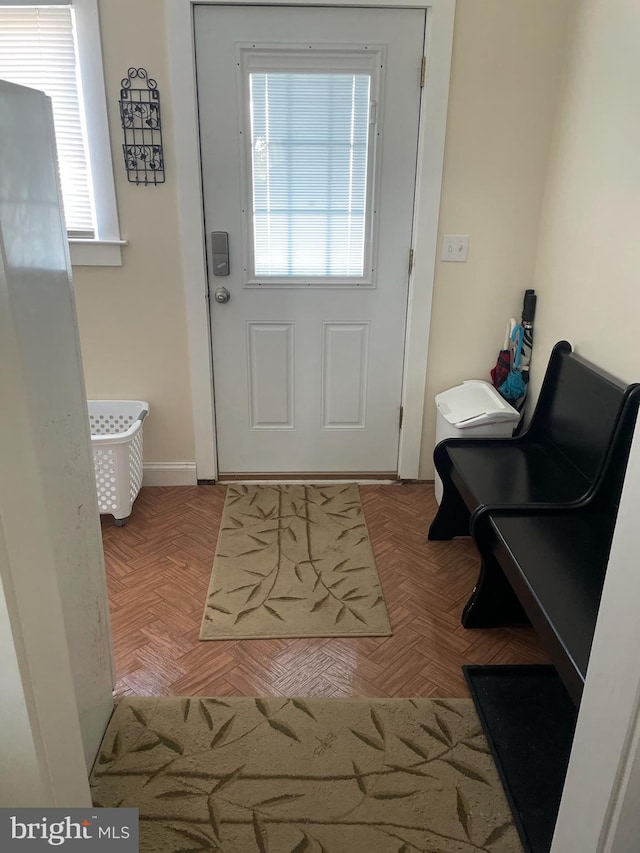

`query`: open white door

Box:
[0,81,114,802]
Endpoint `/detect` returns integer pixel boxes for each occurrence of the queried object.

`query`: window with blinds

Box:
[249,71,372,279]
[0,5,95,236]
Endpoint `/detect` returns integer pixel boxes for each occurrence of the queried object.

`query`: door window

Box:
[250,72,371,278]
[239,47,382,286]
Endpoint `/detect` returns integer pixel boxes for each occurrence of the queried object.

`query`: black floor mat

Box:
[463,664,578,853]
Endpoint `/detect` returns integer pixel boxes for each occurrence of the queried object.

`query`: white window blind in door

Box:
[250,72,371,278]
[0,6,95,236]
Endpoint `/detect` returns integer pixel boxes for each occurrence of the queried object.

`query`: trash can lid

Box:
[435,380,520,428]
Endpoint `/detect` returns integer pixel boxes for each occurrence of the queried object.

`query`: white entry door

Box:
[195,6,425,474]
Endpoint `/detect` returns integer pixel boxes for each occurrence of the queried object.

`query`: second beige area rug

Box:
[91,696,521,853]
[199,484,391,640]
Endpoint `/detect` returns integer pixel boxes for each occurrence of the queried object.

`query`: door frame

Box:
[550,415,640,852]
[165,0,456,480]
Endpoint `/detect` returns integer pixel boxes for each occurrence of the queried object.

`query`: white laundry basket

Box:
[88,400,149,525]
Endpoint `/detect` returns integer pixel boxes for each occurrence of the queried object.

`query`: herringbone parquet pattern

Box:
[102,484,549,701]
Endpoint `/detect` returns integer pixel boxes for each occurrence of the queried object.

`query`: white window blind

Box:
[250,72,371,278]
[0,5,95,236]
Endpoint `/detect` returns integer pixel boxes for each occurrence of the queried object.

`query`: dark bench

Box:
[429,341,637,541]
[467,386,640,705]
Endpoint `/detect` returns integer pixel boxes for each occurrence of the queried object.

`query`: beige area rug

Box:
[91,696,521,853]
[199,484,391,640]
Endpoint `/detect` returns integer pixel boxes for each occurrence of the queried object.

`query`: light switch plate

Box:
[441,234,469,262]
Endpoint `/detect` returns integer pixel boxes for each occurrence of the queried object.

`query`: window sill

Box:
[69,239,127,267]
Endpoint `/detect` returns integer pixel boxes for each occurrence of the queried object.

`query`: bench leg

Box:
[428,484,470,540]
[462,552,529,628]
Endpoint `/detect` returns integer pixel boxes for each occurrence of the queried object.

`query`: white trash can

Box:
[434,381,520,504]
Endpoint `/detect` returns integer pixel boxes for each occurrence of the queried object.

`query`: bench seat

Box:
[485,511,610,703]
[429,341,640,704]
[447,440,591,508]
[428,341,633,541]
[462,384,640,705]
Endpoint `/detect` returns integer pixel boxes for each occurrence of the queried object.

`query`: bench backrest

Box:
[529,342,630,483]
[591,385,640,522]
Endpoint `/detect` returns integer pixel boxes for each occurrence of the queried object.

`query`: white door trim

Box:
[165,0,456,480]
[551,415,640,853]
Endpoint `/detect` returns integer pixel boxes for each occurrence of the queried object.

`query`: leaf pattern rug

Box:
[91,696,521,853]
[200,485,391,640]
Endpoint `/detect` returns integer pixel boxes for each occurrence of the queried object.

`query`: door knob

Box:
[214,286,231,304]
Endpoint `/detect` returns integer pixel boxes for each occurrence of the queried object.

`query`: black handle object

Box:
[522,289,537,325]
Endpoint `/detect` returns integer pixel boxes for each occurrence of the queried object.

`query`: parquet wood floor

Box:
[101,484,549,701]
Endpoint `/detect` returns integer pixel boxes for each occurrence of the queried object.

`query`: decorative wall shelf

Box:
[119,67,165,185]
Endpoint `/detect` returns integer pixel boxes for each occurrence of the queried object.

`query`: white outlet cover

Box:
[442,234,469,262]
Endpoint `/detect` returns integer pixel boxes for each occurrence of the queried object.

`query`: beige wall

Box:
[418,0,573,477]
[73,0,195,464]
[529,0,640,401]
[73,0,573,475]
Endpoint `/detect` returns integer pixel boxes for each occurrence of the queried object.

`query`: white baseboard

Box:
[142,463,198,487]
[218,479,398,485]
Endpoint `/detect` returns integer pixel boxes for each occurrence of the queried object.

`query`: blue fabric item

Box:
[500,370,526,400]
[500,325,526,400]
